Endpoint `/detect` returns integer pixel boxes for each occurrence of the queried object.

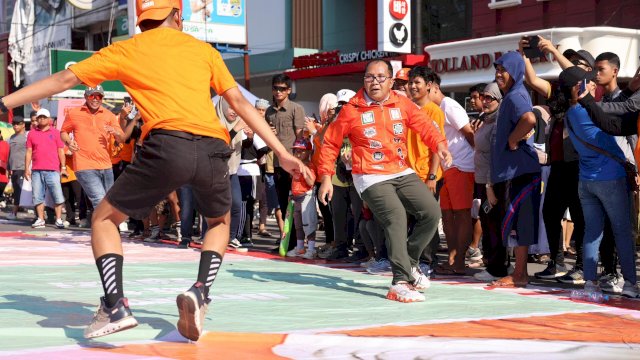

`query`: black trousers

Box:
[275,167,296,250]
[542,161,585,269]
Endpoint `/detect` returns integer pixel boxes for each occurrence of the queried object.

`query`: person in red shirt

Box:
[286,138,318,259]
[25,109,68,228]
[318,59,452,303]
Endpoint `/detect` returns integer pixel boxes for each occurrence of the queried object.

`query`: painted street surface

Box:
[1,228,639,359]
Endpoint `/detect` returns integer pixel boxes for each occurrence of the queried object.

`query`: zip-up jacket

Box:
[318,89,447,177]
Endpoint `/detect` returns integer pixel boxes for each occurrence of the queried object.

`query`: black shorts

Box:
[106,130,232,220]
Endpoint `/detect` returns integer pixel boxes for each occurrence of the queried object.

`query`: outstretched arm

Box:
[1,70,81,113]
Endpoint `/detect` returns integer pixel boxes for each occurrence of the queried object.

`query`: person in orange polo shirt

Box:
[0,0,306,342]
[318,59,452,303]
[407,66,447,274]
[61,86,136,211]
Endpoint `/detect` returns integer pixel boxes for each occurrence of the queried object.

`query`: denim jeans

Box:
[75,169,115,208]
[31,170,65,205]
[578,178,637,283]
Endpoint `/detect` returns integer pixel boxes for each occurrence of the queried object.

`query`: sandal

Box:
[257,230,272,237]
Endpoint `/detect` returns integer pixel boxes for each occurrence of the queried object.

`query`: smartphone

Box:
[523,35,544,59]
[579,79,587,94]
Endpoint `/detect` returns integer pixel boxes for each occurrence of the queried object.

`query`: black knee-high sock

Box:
[196,251,223,298]
[96,254,124,308]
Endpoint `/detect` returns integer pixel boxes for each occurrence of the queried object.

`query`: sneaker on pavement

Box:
[466,247,483,261]
[286,248,305,257]
[621,280,640,298]
[318,247,337,259]
[473,270,499,282]
[176,282,210,341]
[84,297,138,339]
[118,222,129,232]
[144,227,161,243]
[557,268,585,285]
[366,259,392,275]
[302,248,317,260]
[240,237,254,247]
[326,248,350,260]
[411,266,431,290]
[345,250,368,263]
[534,262,567,280]
[227,238,243,249]
[599,273,623,294]
[55,218,66,229]
[32,218,46,228]
[5,213,17,220]
[78,218,90,228]
[386,282,425,303]
[360,257,377,268]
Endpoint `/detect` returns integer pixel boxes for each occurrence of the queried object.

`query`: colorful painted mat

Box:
[1,230,639,359]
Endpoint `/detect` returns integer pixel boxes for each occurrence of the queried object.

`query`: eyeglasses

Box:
[87,94,103,100]
[364,75,390,83]
[272,86,289,92]
[483,95,498,102]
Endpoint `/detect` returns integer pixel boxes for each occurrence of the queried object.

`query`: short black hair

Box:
[272,74,292,88]
[469,83,487,94]
[364,59,393,77]
[430,72,441,86]
[30,110,37,118]
[408,66,434,82]
[595,52,620,69]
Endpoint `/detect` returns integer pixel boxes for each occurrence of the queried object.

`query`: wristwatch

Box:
[427,174,436,181]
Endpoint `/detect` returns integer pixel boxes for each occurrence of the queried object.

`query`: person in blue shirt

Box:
[562,66,639,298]
[486,51,541,288]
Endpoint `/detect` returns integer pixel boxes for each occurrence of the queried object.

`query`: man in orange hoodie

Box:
[318,59,452,303]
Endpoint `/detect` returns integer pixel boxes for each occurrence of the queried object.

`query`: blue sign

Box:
[182,0,245,25]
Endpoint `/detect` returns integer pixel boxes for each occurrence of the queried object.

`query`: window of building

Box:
[422,0,472,44]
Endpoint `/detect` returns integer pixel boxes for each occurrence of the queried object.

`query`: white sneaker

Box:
[55,218,66,229]
[621,280,639,298]
[302,248,317,260]
[473,270,499,282]
[32,218,46,228]
[386,283,425,303]
[600,273,623,294]
[286,248,305,257]
[118,222,129,232]
[0,201,6,209]
[78,218,90,228]
[411,266,431,290]
[5,213,17,220]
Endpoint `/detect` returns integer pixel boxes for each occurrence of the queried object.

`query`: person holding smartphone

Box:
[472,82,503,282]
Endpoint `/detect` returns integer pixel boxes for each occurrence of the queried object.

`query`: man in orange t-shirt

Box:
[61,86,135,209]
[0,0,306,342]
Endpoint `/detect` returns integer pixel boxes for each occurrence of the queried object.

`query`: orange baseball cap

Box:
[136,0,182,26]
[394,67,411,81]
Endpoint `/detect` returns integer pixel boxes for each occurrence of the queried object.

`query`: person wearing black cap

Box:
[7,116,27,219]
[559,66,639,299]
[519,36,591,284]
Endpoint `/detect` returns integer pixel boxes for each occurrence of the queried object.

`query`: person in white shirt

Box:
[428,75,476,275]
